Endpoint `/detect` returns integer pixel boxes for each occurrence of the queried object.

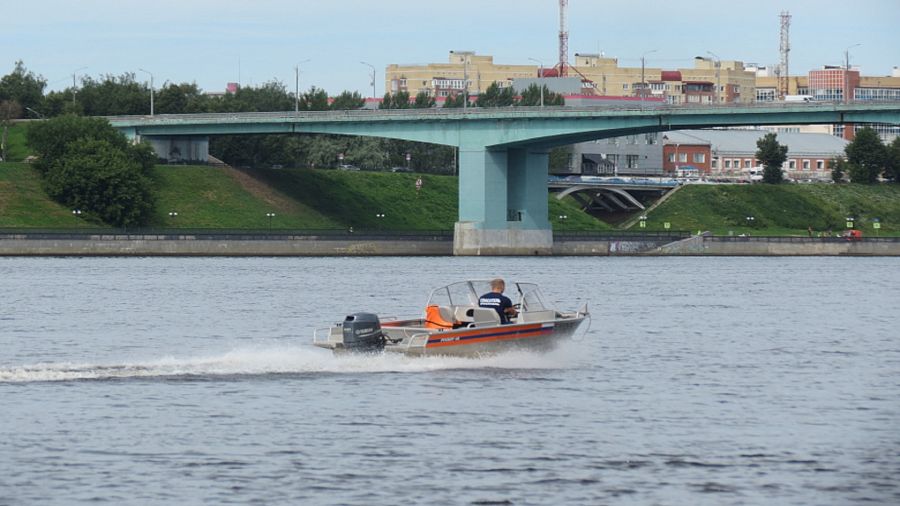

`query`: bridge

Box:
[107,102,900,255]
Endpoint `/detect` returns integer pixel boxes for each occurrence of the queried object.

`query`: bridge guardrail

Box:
[553,231,691,241]
[706,235,900,243]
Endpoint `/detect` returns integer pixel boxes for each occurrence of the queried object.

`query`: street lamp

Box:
[528,58,545,107]
[266,212,276,230]
[746,216,755,229]
[639,215,648,229]
[360,61,376,100]
[707,51,721,104]
[25,107,45,119]
[845,216,855,229]
[168,211,178,222]
[640,50,657,108]
[294,59,311,112]
[138,68,154,116]
[72,66,87,105]
[843,44,861,103]
[376,213,385,230]
[72,209,82,217]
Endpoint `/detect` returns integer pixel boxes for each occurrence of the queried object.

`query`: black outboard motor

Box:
[341,313,385,352]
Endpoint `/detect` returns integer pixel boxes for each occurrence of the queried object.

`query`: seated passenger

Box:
[478,278,518,324]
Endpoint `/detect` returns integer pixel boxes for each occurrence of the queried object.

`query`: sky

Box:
[3,0,899,96]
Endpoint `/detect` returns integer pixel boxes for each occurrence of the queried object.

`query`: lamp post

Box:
[72,66,87,105]
[845,216,855,229]
[843,44,861,103]
[360,61,376,100]
[528,58,545,107]
[746,215,755,230]
[138,68,154,116]
[707,51,721,104]
[266,212,275,230]
[376,212,385,229]
[72,209,82,217]
[640,50,657,108]
[25,107,45,119]
[639,215,648,229]
[168,211,178,225]
[294,59,310,112]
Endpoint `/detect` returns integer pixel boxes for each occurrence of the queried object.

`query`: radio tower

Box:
[778,10,791,99]
[558,0,568,77]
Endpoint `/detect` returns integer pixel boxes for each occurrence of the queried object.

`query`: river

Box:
[1,256,898,505]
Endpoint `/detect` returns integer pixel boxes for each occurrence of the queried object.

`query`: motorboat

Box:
[313,280,589,357]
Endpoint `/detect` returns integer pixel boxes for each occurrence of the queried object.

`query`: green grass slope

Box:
[0,163,100,227]
[646,184,900,235]
[0,163,607,231]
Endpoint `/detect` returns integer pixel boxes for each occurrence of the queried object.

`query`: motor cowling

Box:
[341,313,385,352]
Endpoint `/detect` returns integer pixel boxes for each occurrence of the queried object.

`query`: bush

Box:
[26,115,157,227]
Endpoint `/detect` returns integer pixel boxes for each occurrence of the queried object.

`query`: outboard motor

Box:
[341,313,385,352]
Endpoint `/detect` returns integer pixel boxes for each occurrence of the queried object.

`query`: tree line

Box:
[755,130,900,184]
[1,61,563,171]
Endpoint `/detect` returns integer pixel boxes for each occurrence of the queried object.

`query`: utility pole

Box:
[844,44,860,103]
[138,68,154,116]
[463,55,469,109]
[640,50,657,108]
[528,58,545,107]
[72,66,87,106]
[558,0,568,77]
[294,59,310,112]
[360,61,376,100]
[707,51,721,104]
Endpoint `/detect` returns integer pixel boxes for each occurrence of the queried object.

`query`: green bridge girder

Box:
[108,103,900,255]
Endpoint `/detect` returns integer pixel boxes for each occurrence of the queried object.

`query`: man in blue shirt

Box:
[479,278,517,324]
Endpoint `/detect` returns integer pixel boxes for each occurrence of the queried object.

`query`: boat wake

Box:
[0,343,582,383]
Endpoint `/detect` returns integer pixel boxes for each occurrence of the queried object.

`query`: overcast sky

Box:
[4,0,898,95]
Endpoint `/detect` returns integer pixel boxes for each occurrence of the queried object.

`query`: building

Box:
[755,66,900,141]
[385,51,757,105]
[662,130,849,181]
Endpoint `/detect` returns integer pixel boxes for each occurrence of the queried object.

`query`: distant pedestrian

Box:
[808,226,813,237]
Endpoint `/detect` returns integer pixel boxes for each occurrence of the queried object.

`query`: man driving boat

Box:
[478,278,518,324]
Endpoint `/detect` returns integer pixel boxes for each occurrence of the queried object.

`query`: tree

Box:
[299,86,329,111]
[330,90,365,110]
[0,61,46,115]
[413,91,435,109]
[0,100,22,161]
[830,157,847,183]
[845,127,887,184]
[26,115,157,227]
[155,82,210,114]
[886,136,900,182]
[755,132,788,184]
[476,82,516,107]
[518,84,565,106]
[379,91,411,109]
[442,93,467,109]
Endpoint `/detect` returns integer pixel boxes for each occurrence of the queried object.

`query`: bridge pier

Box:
[454,144,552,255]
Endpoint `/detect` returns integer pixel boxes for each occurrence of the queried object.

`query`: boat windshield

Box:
[426,281,552,312]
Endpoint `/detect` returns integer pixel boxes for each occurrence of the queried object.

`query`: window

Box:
[744,160,752,169]
[623,83,629,90]
[626,155,639,169]
[788,160,796,169]
[724,159,732,169]
[816,160,825,170]
[711,159,718,169]
[678,153,688,163]
[802,160,810,170]
[693,153,705,163]
[667,154,675,163]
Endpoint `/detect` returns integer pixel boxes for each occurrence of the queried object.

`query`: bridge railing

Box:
[105,100,900,124]
[553,230,691,241]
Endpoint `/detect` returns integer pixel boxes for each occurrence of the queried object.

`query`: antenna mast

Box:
[778,10,791,99]
[558,0,568,77]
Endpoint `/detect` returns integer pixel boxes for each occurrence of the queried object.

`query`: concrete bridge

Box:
[107,102,900,255]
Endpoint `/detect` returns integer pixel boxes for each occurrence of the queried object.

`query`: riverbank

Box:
[2,232,898,256]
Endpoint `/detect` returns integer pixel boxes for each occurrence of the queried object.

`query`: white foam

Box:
[0,343,583,383]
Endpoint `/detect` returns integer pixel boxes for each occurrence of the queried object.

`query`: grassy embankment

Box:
[646,184,900,236]
[0,162,603,231]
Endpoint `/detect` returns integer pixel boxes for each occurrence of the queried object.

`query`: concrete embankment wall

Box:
[650,235,900,256]
[0,235,452,256]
